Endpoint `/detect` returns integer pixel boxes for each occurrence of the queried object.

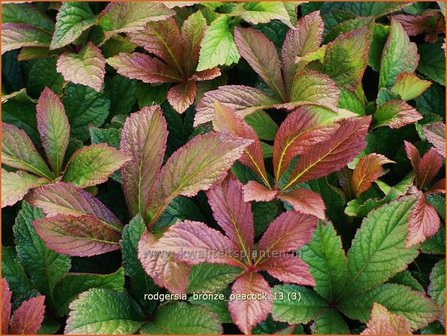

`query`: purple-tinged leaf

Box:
[167,81,197,114]
[290,70,339,107]
[107,52,181,83]
[374,100,422,128]
[34,214,121,257]
[56,42,106,92]
[1,278,12,335]
[9,295,45,335]
[2,123,54,180]
[258,254,315,286]
[120,106,168,216]
[404,141,443,188]
[36,87,70,175]
[361,303,412,335]
[424,122,445,158]
[278,188,326,220]
[63,144,130,188]
[234,27,286,101]
[181,11,207,75]
[2,169,47,208]
[192,68,221,81]
[1,23,51,54]
[243,180,278,202]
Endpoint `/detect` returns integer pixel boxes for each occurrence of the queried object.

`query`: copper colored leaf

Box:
[106,52,181,83]
[243,180,278,202]
[1,278,12,335]
[63,144,130,188]
[2,170,47,208]
[10,295,45,335]
[36,87,70,175]
[290,70,339,107]
[1,23,51,54]
[181,11,207,75]
[404,141,443,188]
[34,214,121,257]
[374,100,422,128]
[167,81,197,113]
[424,122,445,159]
[351,153,394,197]
[391,72,431,101]
[361,303,412,335]
[228,272,272,335]
[120,106,167,216]
[56,42,106,92]
[406,193,441,247]
[278,188,326,220]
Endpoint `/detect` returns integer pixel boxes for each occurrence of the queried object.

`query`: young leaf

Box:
[379,20,419,88]
[65,289,144,334]
[63,144,130,188]
[289,71,339,107]
[1,279,12,335]
[120,106,168,216]
[1,23,52,54]
[404,141,443,188]
[240,2,292,27]
[424,122,445,158]
[56,42,106,92]
[167,80,197,113]
[36,87,70,175]
[407,193,441,247]
[9,295,45,335]
[2,123,54,180]
[391,72,431,101]
[278,188,326,220]
[181,11,207,75]
[50,2,96,49]
[243,181,279,202]
[1,169,46,208]
[361,303,412,335]
[229,272,272,335]
[374,100,422,128]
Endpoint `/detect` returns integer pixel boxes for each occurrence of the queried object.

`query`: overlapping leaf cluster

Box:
[1,2,445,335]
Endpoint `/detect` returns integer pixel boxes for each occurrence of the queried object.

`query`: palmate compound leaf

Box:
[56,42,106,92]
[1,169,47,208]
[36,87,70,176]
[9,295,46,335]
[140,302,223,334]
[65,288,144,334]
[360,303,412,335]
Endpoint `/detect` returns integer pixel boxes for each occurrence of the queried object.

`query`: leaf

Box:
[98,2,174,39]
[13,202,71,298]
[379,20,419,88]
[34,214,121,257]
[1,278,12,335]
[106,52,181,83]
[167,81,197,113]
[312,308,350,334]
[56,42,106,92]
[240,2,292,26]
[141,302,222,334]
[391,72,431,101]
[374,100,422,128]
[278,188,326,220]
[1,169,46,208]
[361,303,413,335]
[53,268,125,317]
[351,153,394,196]
[282,116,371,190]
[272,285,328,324]
[407,193,441,247]
[197,15,240,71]
[418,42,445,86]
[50,2,97,49]
[344,196,419,296]
[2,123,54,180]
[187,263,243,294]
[120,106,168,216]
[10,295,45,335]
[180,11,207,75]
[404,141,443,188]
[424,122,446,158]
[63,144,130,188]
[2,248,33,300]
[104,74,137,117]
[234,27,286,101]
[1,23,51,54]
[36,87,70,175]
[229,272,272,334]
[323,27,371,91]
[243,181,278,202]
[429,260,445,307]
[65,288,144,334]
[289,70,339,106]
[2,3,54,31]
[244,110,278,141]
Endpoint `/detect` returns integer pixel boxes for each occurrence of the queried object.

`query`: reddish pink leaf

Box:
[193,68,221,81]
[120,106,168,216]
[234,27,286,101]
[393,12,444,43]
[34,214,121,257]
[405,141,443,188]
[1,278,12,335]
[424,122,445,159]
[257,254,315,286]
[429,178,445,194]
[229,272,272,334]
[243,180,278,202]
[36,87,70,176]
[278,188,326,220]
[406,193,441,247]
[195,85,279,126]
[361,303,412,335]
[167,80,197,113]
[273,106,339,183]
[283,116,371,189]
[181,11,207,75]
[138,232,191,294]
[375,100,422,129]
[258,211,317,253]
[212,101,269,186]
[10,295,45,335]
[281,11,324,92]
[351,153,395,197]
[106,52,181,83]
[207,177,254,255]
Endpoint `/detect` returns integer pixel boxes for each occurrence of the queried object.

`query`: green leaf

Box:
[272,285,328,324]
[338,88,366,115]
[252,200,279,237]
[27,58,64,98]
[244,110,278,141]
[390,72,431,101]
[1,23,52,54]
[50,2,97,49]
[189,290,232,324]
[104,75,137,118]
[389,270,424,292]
[53,268,125,317]
[368,24,389,72]
[374,99,422,128]
[429,260,445,307]
[338,284,439,330]
[343,196,419,296]
[62,84,110,141]
[2,3,54,32]
[140,302,222,334]
[136,82,168,108]
[2,246,33,300]
[13,202,71,299]
[312,308,350,334]
[417,42,445,86]
[187,263,243,293]
[90,127,121,148]
[197,15,240,71]
[421,226,445,255]
[65,288,144,334]
[301,222,348,301]
[239,2,292,26]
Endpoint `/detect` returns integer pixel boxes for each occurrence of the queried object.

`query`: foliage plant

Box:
[1,1,445,335]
